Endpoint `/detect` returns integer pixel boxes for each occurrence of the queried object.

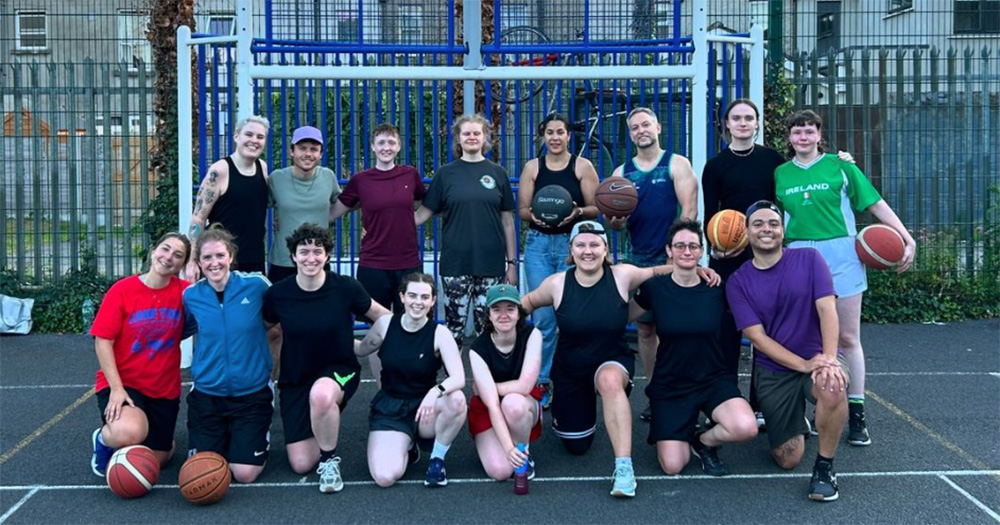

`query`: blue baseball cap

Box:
[291,126,324,146]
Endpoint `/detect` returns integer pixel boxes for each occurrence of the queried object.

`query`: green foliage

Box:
[763,65,795,155]
[1,262,113,334]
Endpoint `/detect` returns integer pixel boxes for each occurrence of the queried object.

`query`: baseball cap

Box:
[745,200,783,225]
[570,220,608,244]
[291,126,324,146]
[485,284,521,307]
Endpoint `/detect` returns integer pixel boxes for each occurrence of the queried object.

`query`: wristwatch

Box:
[436,383,446,395]
[506,259,516,265]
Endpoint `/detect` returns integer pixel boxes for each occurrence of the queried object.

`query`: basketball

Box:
[532,185,574,227]
[706,210,748,252]
[594,178,638,218]
[179,451,231,505]
[855,224,905,269]
[106,445,160,499]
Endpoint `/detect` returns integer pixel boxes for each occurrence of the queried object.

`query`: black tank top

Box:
[379,314,441,399]
[470,326,532,383]
[554,267,629,373]
[208,157,268,266]
[531,155,586,234]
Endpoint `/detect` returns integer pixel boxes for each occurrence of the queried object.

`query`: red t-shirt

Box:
[338,165,427,270]
[92,275,189,399]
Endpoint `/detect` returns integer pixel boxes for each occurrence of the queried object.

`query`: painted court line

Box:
[0,487,38,524]
[939,474,1000,523]
[0,389,94,467]
[1,469,998,492]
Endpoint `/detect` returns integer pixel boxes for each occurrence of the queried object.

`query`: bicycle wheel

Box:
[493,26,553,105]
[578,135,616,180]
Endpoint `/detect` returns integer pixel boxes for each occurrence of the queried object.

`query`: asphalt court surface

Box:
[1,319,997,523]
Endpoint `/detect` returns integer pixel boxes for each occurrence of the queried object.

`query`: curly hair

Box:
[285,223,332,263]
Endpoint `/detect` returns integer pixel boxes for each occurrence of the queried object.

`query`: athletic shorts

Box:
[186,385,274,466]
[266,264,296,284]
[789,237,866,298]
[754,354,851,450]
[646,376,742,444]
[368,390,431,449]
[624,253,667,324]
[97,386,180,452]
[278,365,361,444]
[356,266,423,313]
[551,355,634,441]
[468,385,544,442]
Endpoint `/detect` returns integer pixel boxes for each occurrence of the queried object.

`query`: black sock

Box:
[320,448,337,463]
[815,454,834,469]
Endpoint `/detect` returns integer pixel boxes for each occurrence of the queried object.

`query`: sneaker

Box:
[539,384,552,411]
[610,464,637,498]
[91,428,114,477]
[755,411,767,433]
[425,458,448,487]
[640,404,652,422]
[408,444,421,466]
[525,455,536,481]
[848,409,872,446]
[689,434,728,477]
[317,456,344,493]
[807,417,818,437]
[808,463,839,502]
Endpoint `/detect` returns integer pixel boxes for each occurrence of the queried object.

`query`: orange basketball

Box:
[179,451,231,505]
[855,224,905,270]
[707,210,748,252]
[595,178,638,218]
[107,445,160,499]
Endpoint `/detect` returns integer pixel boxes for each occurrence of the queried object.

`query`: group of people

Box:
[89,102,915,502]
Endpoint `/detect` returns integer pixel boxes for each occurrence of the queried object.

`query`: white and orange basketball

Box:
[107,445,160,499]
[855,224,905,269]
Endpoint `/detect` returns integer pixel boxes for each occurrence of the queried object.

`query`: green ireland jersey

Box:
[774,153,882,242]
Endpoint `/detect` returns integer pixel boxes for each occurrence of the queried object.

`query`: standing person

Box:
[517,113,599,410]
[726,200,850,502]
[267,126,341,284]
[775,110,916,446]
[186,115,270,279]
[607,107,698,421]
[89,233,191,477]
[630,219,757,477]
[263,223,389,493]
[521,221,717,498]
[182,226,273,484]
[355,273,468,488]
[415,114,517,349]
[468,284,543,481]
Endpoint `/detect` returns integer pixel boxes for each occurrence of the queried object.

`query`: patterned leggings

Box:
[440,274,503,348]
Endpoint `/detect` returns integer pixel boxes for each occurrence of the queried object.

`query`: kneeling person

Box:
[263,223,390,493]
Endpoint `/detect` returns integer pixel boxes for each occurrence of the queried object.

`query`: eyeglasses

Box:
[671,243,703,252]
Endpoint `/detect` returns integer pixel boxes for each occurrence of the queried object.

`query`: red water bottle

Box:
[513,442,529,495]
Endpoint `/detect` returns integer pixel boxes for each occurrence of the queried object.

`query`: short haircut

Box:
[721,98,760,141]
[234,115,270,135]
[626,106,658,122]
[196,224,238,269]
[536,113,571,138]
[667,218,703,246]
[785,109,823,132]
[151,231,192,266]
[481,302,529,333]
[285,223,333,260]
[451,114,493,157]
[370,122,400,142]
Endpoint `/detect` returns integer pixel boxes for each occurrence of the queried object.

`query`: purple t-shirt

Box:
[338,165,427,270]
[726,248,837,372]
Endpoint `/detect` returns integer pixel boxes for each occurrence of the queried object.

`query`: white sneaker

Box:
[317,456,344,493]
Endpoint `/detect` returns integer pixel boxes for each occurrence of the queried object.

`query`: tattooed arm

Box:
[185,159,230,280]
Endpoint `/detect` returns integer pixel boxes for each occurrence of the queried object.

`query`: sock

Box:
[815,454,834,469]
[97,430,108,447]
[848,395,865,404]
[319,448,336,463]
[615,456,633,471]
[430,440,451,460]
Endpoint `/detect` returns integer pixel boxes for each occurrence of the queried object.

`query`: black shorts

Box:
[368,390,432,449]
[551,354,634,441]
[279,365,361,444]
[186,385,274,466]
[646,376,742,444]
[96,387,179,452]
[267,264,297,284]
[356,266,422,313]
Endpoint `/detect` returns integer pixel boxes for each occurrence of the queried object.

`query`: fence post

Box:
[236,0,253,120]
[177,25,193,234]
[461,0,483,116]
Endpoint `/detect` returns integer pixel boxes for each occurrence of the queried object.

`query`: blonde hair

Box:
[234,115,271,135]
[451,114,493,158]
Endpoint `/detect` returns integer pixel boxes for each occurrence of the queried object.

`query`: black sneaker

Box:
[848,405,872,446]
[424,458,447,487]
[689,434,728,477]
[807,417,818,437]
[408,443,421,466]
[808,463,839,502]
[525,455,536,480]
[640,404,652,422]
[755,411,767,433]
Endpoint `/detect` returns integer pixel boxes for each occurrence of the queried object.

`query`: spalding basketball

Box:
[532,185,574,227]
[595,178,638,218]
[107,445,160,499]
[179,451,231,505]
[855,224,905,270]
[707,210,748,252]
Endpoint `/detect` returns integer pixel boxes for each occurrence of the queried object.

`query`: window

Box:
[954,1,1000,34]
[118,10,151,69]
[203,14,235,36]
[888,0,913,13]
[15,11,47,51]
[816,1,841,55]
[398,4,423,44]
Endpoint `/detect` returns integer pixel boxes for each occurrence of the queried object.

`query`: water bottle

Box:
[81,298,95,333]
[513,442,529,495]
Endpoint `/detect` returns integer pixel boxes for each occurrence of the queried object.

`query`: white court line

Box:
[0,487,38,524]
[939,474,1000,523]
[1,469,998,492]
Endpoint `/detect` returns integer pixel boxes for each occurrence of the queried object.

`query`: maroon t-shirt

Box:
[338,165,427,270]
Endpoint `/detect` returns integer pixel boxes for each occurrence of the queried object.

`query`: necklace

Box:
[729,144,755,157]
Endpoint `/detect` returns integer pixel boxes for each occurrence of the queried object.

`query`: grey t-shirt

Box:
[268,166,341,268]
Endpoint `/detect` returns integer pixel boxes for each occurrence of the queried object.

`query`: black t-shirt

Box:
[379,314,440,399]
[262,271,372,387]
[634,275,729,398]
[422,159,515,277]
[470,326,533,384]
[702,146,785,280]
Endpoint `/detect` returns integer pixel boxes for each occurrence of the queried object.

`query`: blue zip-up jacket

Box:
[182,272,272,397]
